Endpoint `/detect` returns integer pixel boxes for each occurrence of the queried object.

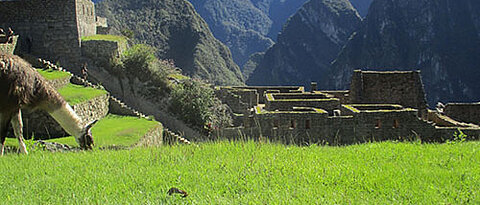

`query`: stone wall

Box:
[427,110,478,128]
[215,88,250,114]
[76,0,96,38]
[22,93,109,139]
[47,74,72,89]
[95,16,109,35]
[81,39,126,67]
[265,93,341,114]
[349,70,428,117]
[216,106,480,145]
[444,103,480,125]
[0,0,96,71]
[73,94,109,124]
[108,96,142,117]
[221,86,304,104]
[321,90,350,104]
[136,124,163,147]
[265,99,341,114]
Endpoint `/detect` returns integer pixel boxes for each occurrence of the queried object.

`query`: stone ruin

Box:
[0,0,115,73]
[215,70,480,144]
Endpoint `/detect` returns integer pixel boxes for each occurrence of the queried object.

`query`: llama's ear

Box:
[85,120,98,131]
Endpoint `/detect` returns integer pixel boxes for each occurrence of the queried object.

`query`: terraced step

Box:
[4,59,176,150]
[36,68,72,89]
[5,114,163,150]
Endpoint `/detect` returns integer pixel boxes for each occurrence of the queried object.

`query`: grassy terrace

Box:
[49,115,160,148]
[81,34,127,42]
[36,68,71,80]
[0,141,478,204]
[57,84,108,105]
[35,68,107,105]
[5,115,160,148]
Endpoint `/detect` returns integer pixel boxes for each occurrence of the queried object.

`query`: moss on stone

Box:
[343,105,360,113]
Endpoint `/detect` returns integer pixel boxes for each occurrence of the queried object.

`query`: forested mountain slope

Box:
[96,0,244,85]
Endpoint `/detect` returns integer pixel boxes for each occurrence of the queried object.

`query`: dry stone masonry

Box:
[215,70,480,144]
[0,0,109,73]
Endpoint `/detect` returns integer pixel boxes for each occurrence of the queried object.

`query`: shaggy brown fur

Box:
[0,52,65,113]
[0,53,94,153]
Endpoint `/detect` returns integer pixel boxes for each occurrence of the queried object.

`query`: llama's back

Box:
[0,53,65,112]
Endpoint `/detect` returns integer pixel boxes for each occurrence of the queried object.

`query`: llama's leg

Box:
[0,114,11,156]
[11,109,28,154]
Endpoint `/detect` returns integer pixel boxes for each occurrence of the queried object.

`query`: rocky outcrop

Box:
[329,0,480,105]
[246,0,361,87]
[187,0,309,67]
[95,0,244,85]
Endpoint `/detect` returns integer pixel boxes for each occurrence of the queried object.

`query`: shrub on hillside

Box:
[112,44,232,134]
[110,44,178,92]
[169,80,232,134]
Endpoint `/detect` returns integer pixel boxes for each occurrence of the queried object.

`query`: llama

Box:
[0,53,95,155]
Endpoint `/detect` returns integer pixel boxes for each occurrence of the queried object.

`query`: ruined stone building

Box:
[0,0,107,72]
[215,70,480,144]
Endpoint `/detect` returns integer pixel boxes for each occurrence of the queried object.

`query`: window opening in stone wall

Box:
[290,120,296,129]
[375,119,382,129]
[273,120,279,129]
[305,120,311,129]
[393,119,400,128]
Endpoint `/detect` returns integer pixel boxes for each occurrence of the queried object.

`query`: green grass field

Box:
[0,141,478,204]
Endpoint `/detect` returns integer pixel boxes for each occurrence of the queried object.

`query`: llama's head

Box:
[79,120,98,150]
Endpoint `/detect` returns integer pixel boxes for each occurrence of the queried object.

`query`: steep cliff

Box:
[95,0,244,85]
[187,0,308,67]
[349,0,373,17]
[246,0,361,86]
[329,0,480,104]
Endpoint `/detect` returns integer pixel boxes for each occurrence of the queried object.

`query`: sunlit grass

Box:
[48,115,161,148]
[5,115,160,149]
[1,141,478,204]
[36,68,71,80]
[57,84,108,105]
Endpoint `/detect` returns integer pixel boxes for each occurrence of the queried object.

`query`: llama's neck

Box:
[48,103,84,141]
